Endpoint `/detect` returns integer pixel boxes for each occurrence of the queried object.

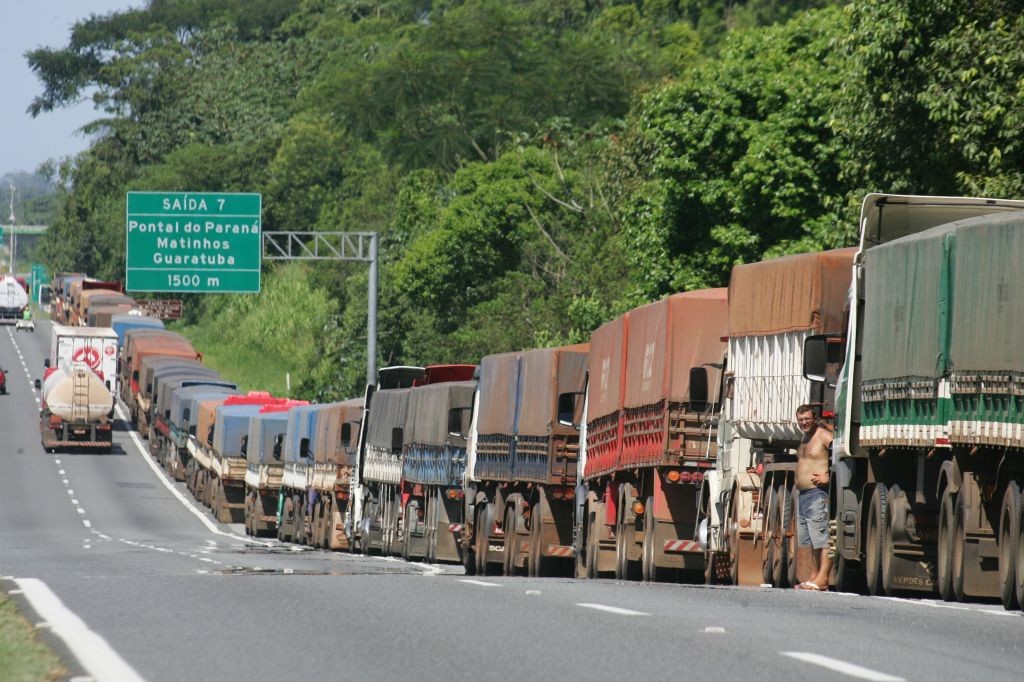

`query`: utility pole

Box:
[7,185,16,274]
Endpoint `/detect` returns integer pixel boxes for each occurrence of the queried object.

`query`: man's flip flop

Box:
[797,581,824,591]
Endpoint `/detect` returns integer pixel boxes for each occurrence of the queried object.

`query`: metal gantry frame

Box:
[263,231,378,385]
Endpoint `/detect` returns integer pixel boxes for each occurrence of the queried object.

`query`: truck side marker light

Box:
[666,470,681,483]
[632,501,645,516]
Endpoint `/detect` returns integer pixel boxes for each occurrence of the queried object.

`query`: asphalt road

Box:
[1,319,1022,682]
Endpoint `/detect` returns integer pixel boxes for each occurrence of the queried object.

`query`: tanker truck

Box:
[38,364,115,453]
[0,274,29,324]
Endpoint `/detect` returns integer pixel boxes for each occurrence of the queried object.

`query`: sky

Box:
[1,1,142,176]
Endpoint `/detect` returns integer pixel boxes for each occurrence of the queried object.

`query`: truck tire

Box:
[952,489,967,602]
[474,503,493,576]
[937,486,955,601]
[503,505,518,576]
[784,484,797,588]
[999,482,1021,610]
[865,484,888,596]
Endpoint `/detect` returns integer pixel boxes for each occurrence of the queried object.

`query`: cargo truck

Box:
[164,385,239,481]
[193,394,285,523]
[802,194,1024,609]
[245,408,291,537]
[150,374,236,469]
[309,398,364,550]
[350,366,424,554]
[701,249,855,587]
[277,403,325,544]
[120,331,199,428]
[399,375,475,563]
[577,290,729,582]
[464,346,587,576]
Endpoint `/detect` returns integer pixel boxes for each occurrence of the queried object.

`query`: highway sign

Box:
[125,192,261,293]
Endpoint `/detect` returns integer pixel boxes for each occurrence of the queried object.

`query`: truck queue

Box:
[38,193,1024,611]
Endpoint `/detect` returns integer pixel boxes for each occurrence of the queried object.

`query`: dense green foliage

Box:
[29,0,1024,399]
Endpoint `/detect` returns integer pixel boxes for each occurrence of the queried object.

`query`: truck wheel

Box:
[865,484,888,596]
[937,486,955,601]
[999,482,1021,610]
[473,503,491,575]
[502,505,518,576]
[952,489,967,602]
[783,484,797,588]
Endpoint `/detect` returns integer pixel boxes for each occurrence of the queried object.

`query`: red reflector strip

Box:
[935,438,951,447]
[663,540,701,553]
[448,524,463,533]
[545,545,574,558]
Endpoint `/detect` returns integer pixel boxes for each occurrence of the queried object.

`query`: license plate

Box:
[73,428,87,435]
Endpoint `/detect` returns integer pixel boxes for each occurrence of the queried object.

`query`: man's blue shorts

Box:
[797,486,829,549]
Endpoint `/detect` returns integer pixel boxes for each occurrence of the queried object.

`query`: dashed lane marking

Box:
[576,603,650,616]
[781,652,904,682]
[114,403,268,547]
[459,579,502,588]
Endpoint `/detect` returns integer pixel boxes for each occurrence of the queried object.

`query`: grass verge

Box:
[0,595,67,682]
[171,321,303,397]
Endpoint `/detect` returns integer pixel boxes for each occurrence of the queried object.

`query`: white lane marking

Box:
[63,479,69,485]
[55,459,61,464]
[13,578,145,682]
[373,554,445,576]
[703,626,726,633]
[576,603,650,616]
[877,596,1020,617]
[59,469,66,475]
[82,520,91,529]
[525,590,542,595]
[114,403,266,547]
[71,499,79,505]
[68,490,74,495]
[459,579,501,587]
[76,508,86,515]
[781,652,904,682]
[8,590,24,595]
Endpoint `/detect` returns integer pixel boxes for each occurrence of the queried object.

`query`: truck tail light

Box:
[552,488,565,500]
[666,470,681,483]
[680,471,692,484]
[446,489,464,500]
[691,471,704,485]
[631,500,645,516]
[563,488,575,500]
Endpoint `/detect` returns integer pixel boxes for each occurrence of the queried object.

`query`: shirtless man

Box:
[795,404,832,590]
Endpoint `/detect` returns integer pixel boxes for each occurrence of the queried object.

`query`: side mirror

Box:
[299,437,310,459]
[43,358,51,369]
[34,379,42,391]
[803,334,844,388]
[557,392,582,428]
[146,383,152,394]
[273,434,283,460]
[689,367,709,413]
[206,424,214,446]
[240,434,248,457]
[183,407,191,422]
[391,427,403,453]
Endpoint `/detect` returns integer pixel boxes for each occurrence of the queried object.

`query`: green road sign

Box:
[125,191,261,293]
[0,226,5,240]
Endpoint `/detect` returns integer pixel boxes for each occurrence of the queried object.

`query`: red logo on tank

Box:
[72,346,101,369]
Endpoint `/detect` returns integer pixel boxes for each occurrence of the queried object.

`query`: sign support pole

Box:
[367,233,378,387]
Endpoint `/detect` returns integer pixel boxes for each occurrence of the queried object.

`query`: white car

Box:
[15,318,34,332]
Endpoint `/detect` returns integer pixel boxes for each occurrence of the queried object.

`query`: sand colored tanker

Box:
[39,364,114,452]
